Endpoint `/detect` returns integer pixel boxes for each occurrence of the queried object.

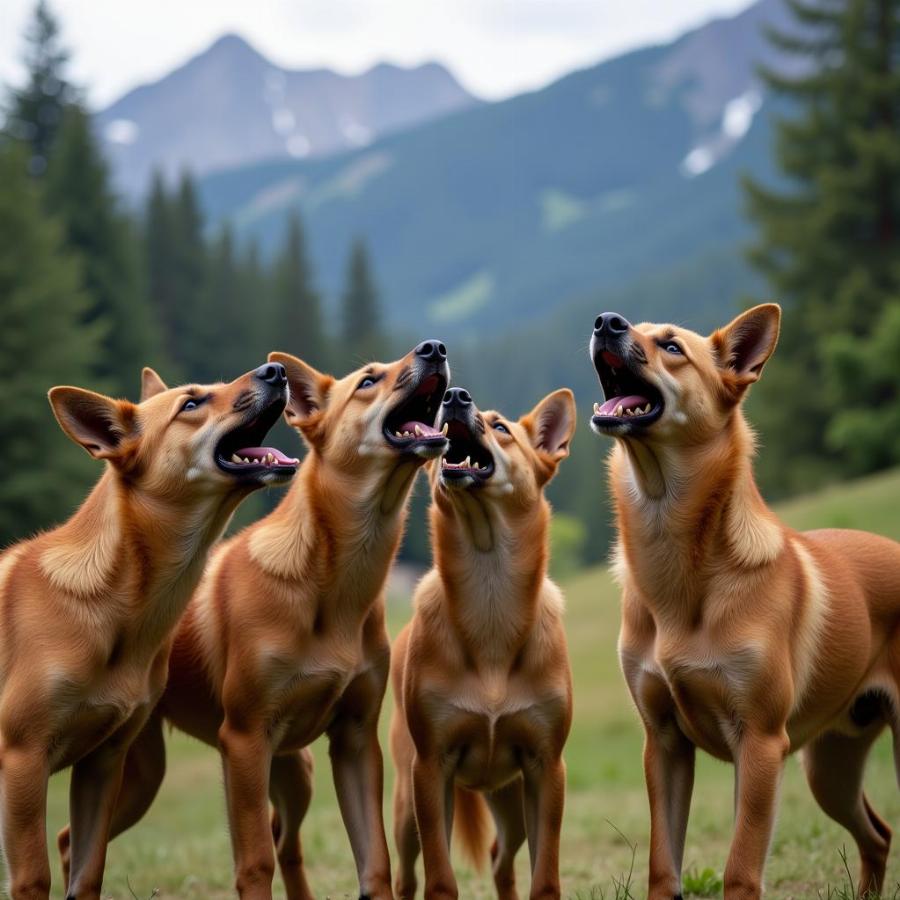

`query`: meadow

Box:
[25,468,900,899]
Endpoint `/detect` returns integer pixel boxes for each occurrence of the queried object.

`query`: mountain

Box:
[96,34,478,197]
[195,0,795,339]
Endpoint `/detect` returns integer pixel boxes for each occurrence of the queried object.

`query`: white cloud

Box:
[0,0,756,109]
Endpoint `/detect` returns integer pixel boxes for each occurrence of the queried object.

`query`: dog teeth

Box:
[414,424,423,436]
[266,452,274,464]
[593,402,601,415]
[441,422,449,436]
[231,454,242,464]
[614,404,623,417]
[644,404,651,413]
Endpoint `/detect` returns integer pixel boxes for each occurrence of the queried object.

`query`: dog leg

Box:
[0,745,51,899]
[268,749,315,900]
[412,754,457,900]
[392,754,421,900]
[803,728,890,897]
[219,720,276,900]
[724,730,789,900]
[486,779,527,900]
[59,708,167,890]
[522,756,565,900]
[329,665,394,900]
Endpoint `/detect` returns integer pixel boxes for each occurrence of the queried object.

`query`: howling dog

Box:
[0,363,296,900]
[83,341,451,899]
[391,386,576,900]
[589,304,900,899]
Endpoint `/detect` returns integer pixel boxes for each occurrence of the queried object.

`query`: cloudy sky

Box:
[1,0,754,109]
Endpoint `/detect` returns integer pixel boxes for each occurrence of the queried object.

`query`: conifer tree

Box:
[340,237,383,365]
[744,0,900,492]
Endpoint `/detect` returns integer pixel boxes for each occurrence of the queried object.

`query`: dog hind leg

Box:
[486,778,526,900]
[803,727,890,898]
[268,749,315,900]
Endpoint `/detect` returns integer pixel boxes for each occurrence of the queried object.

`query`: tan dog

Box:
[89,341,452,899]
[0,362,296,900]
[390,386,576,900]
[588,304,900,899]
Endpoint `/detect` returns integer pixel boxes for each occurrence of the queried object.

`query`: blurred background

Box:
[3,1,900,895]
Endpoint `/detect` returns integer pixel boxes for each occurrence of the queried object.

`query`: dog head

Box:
[269,340,450,474]
[432,386,575,506]
[589,304,781,446]
[49,362,299,498]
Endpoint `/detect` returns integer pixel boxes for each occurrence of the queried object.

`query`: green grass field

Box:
[23,469,900,898]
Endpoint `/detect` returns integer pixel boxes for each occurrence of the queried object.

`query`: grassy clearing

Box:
[16,468,900,897]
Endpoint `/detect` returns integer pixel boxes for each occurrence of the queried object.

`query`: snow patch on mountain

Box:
[680,88,762,178]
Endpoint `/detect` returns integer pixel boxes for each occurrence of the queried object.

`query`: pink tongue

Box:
[235,446,299,466]
[597,395,650,416]
[399,421,442,438]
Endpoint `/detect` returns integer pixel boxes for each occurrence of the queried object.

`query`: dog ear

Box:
[268,352,334,432]
[522,389,576,477]
[49,387,137,460]
[140,367,168,401]
[712,304,781,391]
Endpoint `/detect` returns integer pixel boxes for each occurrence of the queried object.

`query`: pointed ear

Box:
[268,352,334,429]
[140,367,168,401]
[49,387,137,460]
[712,304,781,389]
[523,388,577,462]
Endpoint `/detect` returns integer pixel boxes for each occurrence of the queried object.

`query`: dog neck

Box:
[432,487,550,664]
[40,468,241,637]
[250,449,419,596]
[611,411,783,612]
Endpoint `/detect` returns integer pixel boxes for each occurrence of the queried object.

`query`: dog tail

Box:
[452,785,491,872]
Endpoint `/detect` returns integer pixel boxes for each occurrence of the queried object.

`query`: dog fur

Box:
[390,387,576,900]
[89,344,451,899]
[0,364,294,900]
[589,304,900,899]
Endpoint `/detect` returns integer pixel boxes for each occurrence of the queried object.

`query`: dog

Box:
[86,341,452,900]
[588,304,900,899]
[0,362,296,900]
[390,385,576,900]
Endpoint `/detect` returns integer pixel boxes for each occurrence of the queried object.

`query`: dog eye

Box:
[492,422,510,434]
[357,376,380,391]
[180,397,203,412]
[661,341,683,355]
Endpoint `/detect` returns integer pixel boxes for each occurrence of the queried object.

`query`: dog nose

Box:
[414,339,447,362]
[254,362,287,386]
[593,312,631,337]
[442,387,472,409]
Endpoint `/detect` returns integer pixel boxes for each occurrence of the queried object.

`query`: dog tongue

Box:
[235,447,299,466]
[597,395,649,416]
[399,421,442,438]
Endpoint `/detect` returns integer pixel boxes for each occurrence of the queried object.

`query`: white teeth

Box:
[593,402,601,415]
[644,404,651,413]
[441,422,449,436]
[441,458,448,467]
[232,454,242,464]
[266,452,274,464]
[462,456,471,468]
[614,404,623,417]
[243,457,250,464]
[625,409,633,417]
[414,424,423,436]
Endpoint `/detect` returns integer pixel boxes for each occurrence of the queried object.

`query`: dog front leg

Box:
[328,679,393,898]
[643,721,696,900]
[0,745,51,899]
[522,754,566,900]
[412,754,457,900]
[219,720,276,900]
[724,729,789,900]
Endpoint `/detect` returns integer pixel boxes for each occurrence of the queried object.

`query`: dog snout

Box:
[593,312,631,338]
[253,362,288,387]
[415,339,448,363]
[443,387,472,410]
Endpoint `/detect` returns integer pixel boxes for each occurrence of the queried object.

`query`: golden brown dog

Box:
[0,362,296,900]
[589,304,900,899]
[90,341,451,899]
[390,386,576,900]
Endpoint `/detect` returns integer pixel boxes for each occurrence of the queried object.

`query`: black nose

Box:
[414,339,447,362]
[254,362,287,386]
[593,312,631,336]
[442,387,472,409]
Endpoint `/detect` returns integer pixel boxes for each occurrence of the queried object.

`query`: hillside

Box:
[195,0,795,339]
[97,34,478,197]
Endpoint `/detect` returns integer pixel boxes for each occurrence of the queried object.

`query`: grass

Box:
[13,468,900,898]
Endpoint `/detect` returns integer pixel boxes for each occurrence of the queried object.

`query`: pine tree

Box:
[744,0,900,493]
[44,104,165,398]
[4,0,74,176]
[0,143,103,542]
[197,223,243,382]
[340,237,383,365]
[270,212,327,368]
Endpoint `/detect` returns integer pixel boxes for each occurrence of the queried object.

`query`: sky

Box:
[1,0,756,110]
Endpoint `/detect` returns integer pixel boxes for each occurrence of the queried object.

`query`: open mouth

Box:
[215,398,299,481]
[384,372,449,456]
[591,350,664,432]
[440,418,494,485]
